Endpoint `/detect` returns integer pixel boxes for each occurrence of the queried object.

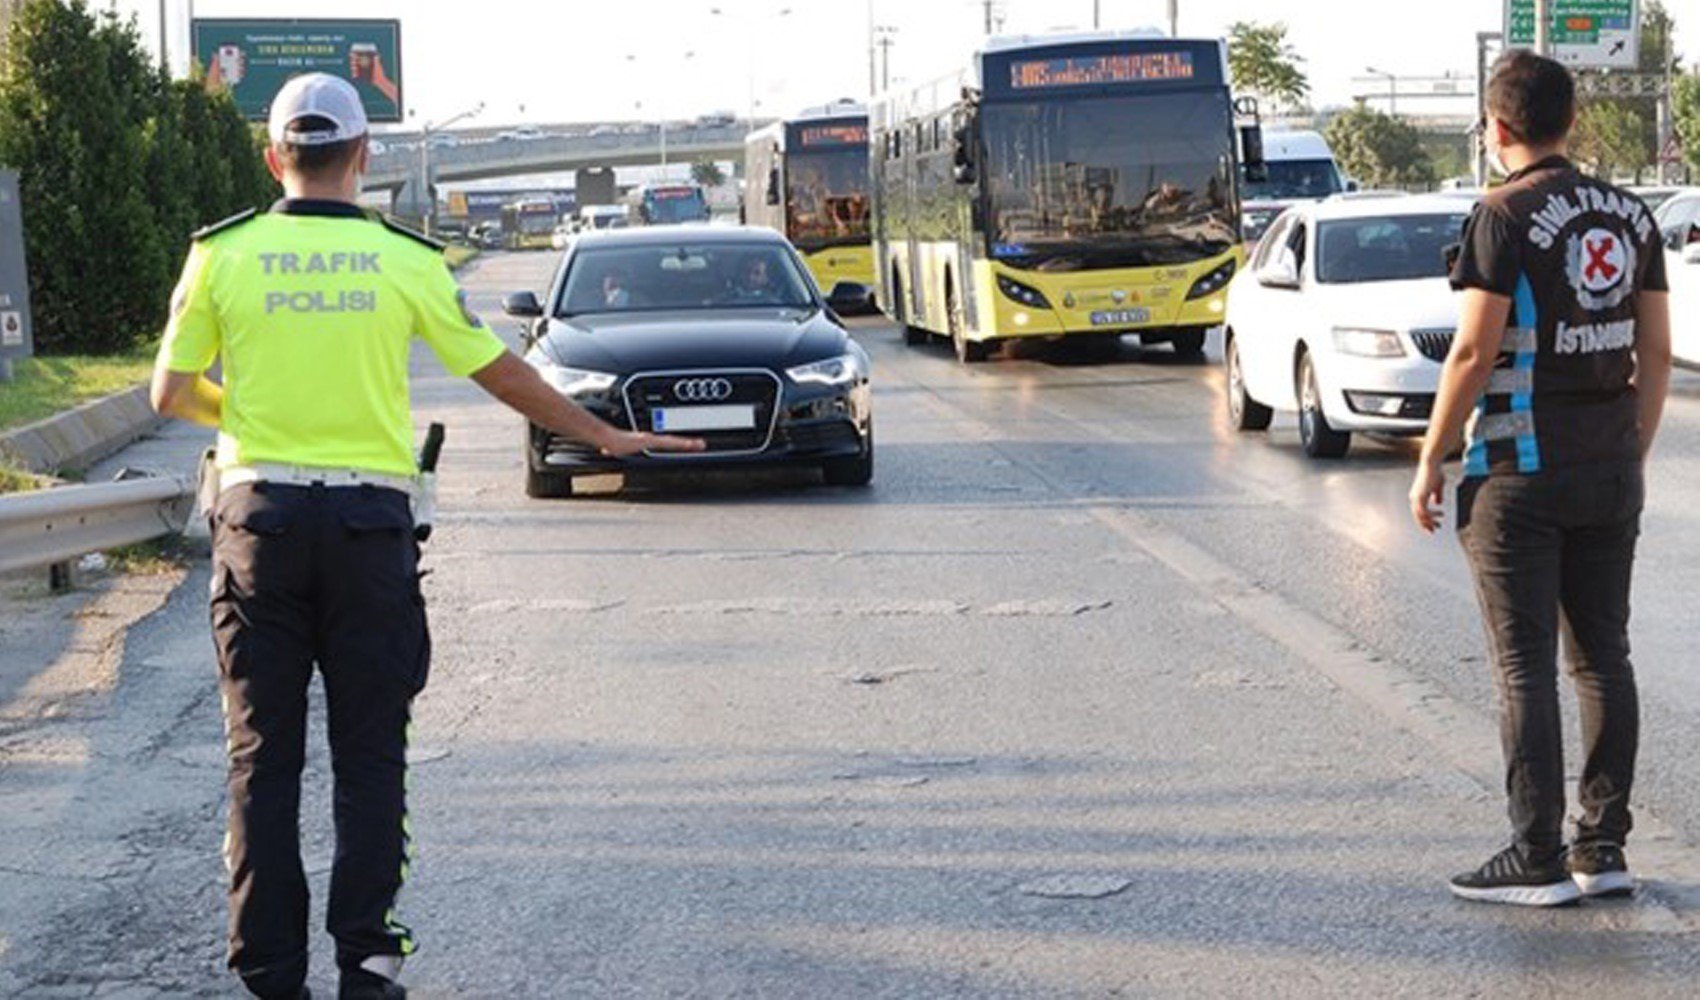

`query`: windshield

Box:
[787,148,871,248]
[511,208,555,235]
[643,189,710,224]
[1241,158,1343,201]
[982,91,1238,270]
[558,243,817,315]
[1315,213,1471,284]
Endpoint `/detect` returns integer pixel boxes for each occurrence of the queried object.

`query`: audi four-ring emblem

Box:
[673,377,735,402]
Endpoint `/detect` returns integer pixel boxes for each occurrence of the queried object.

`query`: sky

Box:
[111,0,1692,129]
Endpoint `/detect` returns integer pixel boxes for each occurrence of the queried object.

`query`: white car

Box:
[1654,189,1700,368]
[1223,194,1475,458]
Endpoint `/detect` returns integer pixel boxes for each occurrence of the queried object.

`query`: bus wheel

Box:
[1171,327,1207,359]
[948,280,988,363]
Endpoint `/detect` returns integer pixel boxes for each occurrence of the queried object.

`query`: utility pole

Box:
[1093,0,1100,29]
[1168,0,1178,37]
[867,0,877,96]
[157,0,169,70]
[874,26,897,92]
[1475,32,1501,187]
[1534,0,1551,56]
[982,0,1001,35]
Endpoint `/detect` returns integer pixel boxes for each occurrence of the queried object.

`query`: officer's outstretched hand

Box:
[600,430,707,458]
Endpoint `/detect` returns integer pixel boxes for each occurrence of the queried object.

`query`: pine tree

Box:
[0,0,165,354]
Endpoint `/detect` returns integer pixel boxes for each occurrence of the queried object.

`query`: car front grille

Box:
[623,370,781,454]
[1409,328,1454,363]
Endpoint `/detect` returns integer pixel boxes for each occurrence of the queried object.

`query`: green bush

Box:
[0,0,277,357]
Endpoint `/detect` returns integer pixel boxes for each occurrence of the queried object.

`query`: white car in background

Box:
[1654,189,1700,368]
[1223,194,1475,458]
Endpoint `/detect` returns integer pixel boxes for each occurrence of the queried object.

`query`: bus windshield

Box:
[1241,158,1344,201]
[982,91,1237,269]
[508,205,556,235]
[786,147,871,249]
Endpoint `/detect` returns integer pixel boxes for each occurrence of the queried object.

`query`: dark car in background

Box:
[503,226,875,497]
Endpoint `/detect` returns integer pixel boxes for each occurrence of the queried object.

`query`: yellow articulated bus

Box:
[872,30,1259,362]
[743,101,874,300]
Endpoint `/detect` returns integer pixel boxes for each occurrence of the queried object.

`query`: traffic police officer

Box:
[1410,52,1672,907]
[150,74,701,999]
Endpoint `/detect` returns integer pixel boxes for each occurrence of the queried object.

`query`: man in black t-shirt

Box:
[1410,52,1672,907]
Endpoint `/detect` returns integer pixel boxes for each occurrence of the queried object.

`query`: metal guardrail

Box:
[0,474,195,575]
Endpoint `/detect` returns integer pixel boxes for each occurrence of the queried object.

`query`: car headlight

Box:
[1331,327,1406,358]
[530,356,619,395]
[1185,258,1238,300]
[996,273,1052,308]
[787,353,865,387]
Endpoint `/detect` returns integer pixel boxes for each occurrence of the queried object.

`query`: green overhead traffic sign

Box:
[1504,0,1640,69]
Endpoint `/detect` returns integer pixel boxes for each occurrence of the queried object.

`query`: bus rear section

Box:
[873,33,1246,362]
[743,105,875,300]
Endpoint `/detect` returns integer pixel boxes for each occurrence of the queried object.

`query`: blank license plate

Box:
[651,404,756,432]
[1091,308,1150,326]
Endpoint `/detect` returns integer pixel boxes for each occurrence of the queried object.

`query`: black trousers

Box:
[1457,461,1643,859]
[210,482,429,998]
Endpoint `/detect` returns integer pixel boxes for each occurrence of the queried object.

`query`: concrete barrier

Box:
[0,384,162,475]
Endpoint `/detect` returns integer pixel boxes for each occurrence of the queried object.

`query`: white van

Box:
[578,205,629,231]
[1240,130,1349,245]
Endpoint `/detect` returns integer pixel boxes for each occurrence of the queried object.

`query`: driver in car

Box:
[727,255,778,303]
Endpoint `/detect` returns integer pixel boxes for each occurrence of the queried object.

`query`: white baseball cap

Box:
[267,73,369,146]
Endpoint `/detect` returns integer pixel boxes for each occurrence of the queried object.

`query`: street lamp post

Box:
[626,52,696,174]
[417,102,484,237]
[710,6,792,125]
[1365,66,1397,116]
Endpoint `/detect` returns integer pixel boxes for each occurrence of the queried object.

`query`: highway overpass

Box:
[366,124,757,214]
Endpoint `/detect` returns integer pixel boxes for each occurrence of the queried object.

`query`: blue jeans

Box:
[1457,461,1643,859]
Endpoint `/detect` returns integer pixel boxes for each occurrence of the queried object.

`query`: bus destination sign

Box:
[1010,51,1195,90]
[799,124,869,147]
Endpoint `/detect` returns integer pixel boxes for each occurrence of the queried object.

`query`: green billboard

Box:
[191,19,403,123]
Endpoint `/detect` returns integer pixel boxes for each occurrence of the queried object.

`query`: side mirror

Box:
[1240,124,1268,184]
[1683,244,1700,266]
[952,125,977,185]
[826,281,874,315]
[765,168,781,206]
[502,291,544,318]
[1345,178,1361,193]
[1256,253,1300,290]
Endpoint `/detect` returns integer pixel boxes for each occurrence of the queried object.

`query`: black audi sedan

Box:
[502,226,874,497]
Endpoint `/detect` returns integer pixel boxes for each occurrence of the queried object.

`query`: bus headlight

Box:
[996,273,1052,309]
[1185,259,1238,300]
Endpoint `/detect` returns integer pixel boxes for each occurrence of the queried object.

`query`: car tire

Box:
[822,436,874,487]
[948,279,988,363]
[1297,350,1350,459]
[525,464,575,499]
[1171,327,1207,358]
[1225,335,1274,432]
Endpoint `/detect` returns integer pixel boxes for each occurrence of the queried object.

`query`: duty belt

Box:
[219,463,419,496]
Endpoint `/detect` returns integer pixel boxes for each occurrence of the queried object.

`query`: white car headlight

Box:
[531,357,618,395]
[787,353,864,387]
[1331,327,1406,358]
